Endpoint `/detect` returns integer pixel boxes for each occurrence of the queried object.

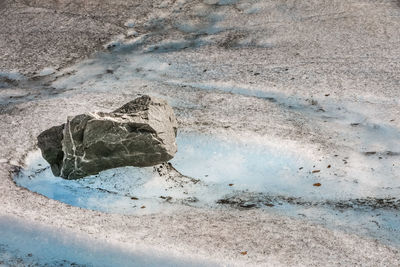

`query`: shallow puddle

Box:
[14,132,400,247]
[15,133,310,214]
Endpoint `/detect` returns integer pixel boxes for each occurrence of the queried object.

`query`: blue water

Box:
[15,133,312,214]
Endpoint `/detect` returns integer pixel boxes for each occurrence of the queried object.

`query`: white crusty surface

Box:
[1,0,400,265]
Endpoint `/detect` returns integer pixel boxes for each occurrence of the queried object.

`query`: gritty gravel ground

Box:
[1,0,400,266]
[0,0,158,75]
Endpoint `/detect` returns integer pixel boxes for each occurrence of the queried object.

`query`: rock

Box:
[38,95,178,179]
[37,124,65,176]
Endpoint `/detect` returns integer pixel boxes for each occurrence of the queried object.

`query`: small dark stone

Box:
[240,203,257,208]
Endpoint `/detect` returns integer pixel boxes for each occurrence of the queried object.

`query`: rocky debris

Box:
[217,192,400,211]
[155,162,201,185]
[37,95,178,179]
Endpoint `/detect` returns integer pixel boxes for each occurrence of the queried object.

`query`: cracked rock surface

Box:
[38,95,178,179]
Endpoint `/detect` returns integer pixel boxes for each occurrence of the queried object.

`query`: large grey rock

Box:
[38,95,178,179]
